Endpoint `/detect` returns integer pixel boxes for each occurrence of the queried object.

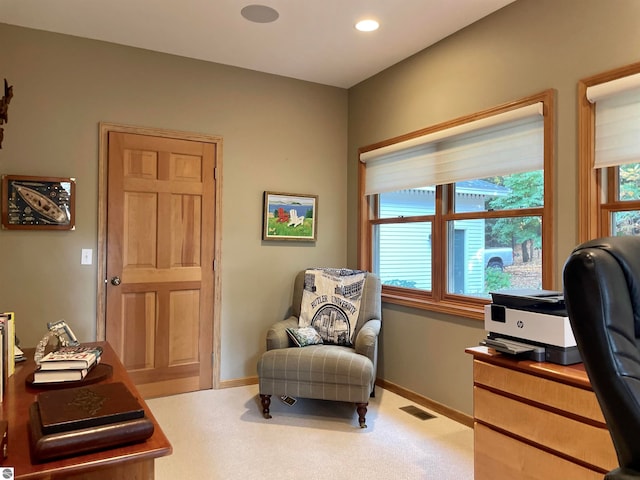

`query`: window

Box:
[358,91,555,319]
[579,63,640,240]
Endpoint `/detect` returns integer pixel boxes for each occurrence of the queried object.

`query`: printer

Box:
[481,289,581,365]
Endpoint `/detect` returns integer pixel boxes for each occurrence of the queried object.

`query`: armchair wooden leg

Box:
[356,402,368,428]
[260,394,272,419]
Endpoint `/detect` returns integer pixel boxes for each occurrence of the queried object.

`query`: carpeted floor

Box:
[147,384,474,479]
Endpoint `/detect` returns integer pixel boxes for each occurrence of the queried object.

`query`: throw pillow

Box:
[286,327,324,347]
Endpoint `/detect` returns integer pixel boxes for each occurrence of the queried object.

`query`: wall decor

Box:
[0,79,13,149]
[2,174,76,230]
[263,191,317,241]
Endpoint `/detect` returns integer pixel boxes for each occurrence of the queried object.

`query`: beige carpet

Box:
[147,384,473,479]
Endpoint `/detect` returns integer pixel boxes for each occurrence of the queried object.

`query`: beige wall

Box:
[0,24,348,382]
[348,0,640,415]
[3,0,640,417]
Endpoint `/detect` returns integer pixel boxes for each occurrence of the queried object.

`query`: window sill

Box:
[381,291,485,321]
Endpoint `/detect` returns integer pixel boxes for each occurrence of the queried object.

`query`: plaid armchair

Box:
[257,270,382,427]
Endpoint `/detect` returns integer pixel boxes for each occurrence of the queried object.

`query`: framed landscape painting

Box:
[263,191,317,241]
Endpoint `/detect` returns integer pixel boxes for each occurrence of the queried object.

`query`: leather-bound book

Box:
[28,403,154,463]
[36,381,145,434]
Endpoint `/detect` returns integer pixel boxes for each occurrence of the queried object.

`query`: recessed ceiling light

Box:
[241,4,280,24]
[355,19,379,32]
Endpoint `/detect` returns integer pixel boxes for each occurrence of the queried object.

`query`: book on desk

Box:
[28,381,154,462]
[38,345,103,370]
[31,345,104,385]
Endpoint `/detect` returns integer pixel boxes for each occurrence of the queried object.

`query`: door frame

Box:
[97,122,223,389]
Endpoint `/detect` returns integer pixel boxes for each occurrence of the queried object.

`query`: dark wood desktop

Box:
[5,341,171,479]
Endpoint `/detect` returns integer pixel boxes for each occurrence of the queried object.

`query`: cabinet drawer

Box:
[474,387,617,471]
[473,359,605,423]
[474,423,604,480]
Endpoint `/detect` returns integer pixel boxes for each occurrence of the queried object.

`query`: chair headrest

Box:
[568,236,640,338]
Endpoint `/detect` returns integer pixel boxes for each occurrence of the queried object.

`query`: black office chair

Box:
[563,237,640,479]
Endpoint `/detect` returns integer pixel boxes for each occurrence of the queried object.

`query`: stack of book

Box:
[33,345,103,384]
[28,381,155,462]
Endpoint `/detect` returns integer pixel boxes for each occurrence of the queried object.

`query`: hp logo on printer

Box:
[517,320,525,328]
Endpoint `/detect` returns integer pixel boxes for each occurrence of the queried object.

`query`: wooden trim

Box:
[577,80,599,242]
[380,288,485,320]
[211,140,223,390]
[359,95,547,156]
[443,207,544,222]
[357,159,371,270]
[432,185,444,301]
[97,122,223,388]
[219,376,259,389]
[376,378,474,428]
[608,167,618,204]
[97,124,109,341]
[542,89,556,288]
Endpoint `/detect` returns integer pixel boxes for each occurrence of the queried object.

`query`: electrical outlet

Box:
[81,249,93,265]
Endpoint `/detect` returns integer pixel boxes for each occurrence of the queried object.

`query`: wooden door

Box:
[105,131,216,398]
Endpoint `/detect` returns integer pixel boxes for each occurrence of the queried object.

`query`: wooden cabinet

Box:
[466,346,618,480]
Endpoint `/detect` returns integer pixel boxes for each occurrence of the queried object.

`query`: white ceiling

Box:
[0,0,515,88]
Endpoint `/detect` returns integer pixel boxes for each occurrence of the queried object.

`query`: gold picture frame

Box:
[263,191,317,241]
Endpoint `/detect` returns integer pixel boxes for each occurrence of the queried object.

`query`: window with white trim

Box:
[579,64,640,239]
[358,91,555,318]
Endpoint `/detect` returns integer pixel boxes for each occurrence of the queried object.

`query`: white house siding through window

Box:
[376,181,511,296]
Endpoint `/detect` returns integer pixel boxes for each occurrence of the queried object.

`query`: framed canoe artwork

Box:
[2,174,76,230]
[263,191,317,241]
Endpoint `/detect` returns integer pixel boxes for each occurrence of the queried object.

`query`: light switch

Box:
[81,249,93,265]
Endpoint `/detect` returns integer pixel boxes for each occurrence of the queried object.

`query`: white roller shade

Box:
[586,73,640,169]
[360,103,544,196]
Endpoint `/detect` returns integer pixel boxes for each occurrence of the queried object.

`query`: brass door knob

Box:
[110,276,121,286]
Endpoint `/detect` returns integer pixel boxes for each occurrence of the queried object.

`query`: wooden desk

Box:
[5,342,172,479]
[466,346,617,480]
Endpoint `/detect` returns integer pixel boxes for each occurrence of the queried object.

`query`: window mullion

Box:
[602,200,640,211]
[443,207,544,222]
[431,185,446,301]
[607,166,618,204]
[371,215,435,225]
